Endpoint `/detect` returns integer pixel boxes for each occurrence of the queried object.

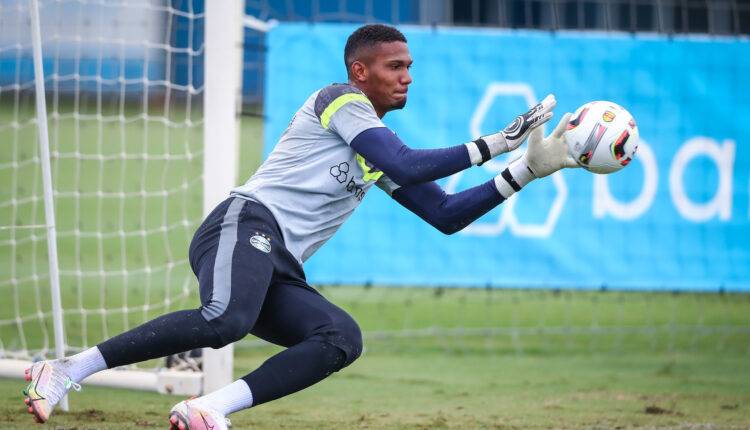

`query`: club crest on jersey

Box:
[249,233,271,253]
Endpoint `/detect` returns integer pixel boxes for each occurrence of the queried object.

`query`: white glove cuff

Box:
[508,156,536,184]
[465,133,509,166]
[493,157,535,199]
[482,132,508,157]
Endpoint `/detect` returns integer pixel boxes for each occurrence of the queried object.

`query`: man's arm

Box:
[350,94,557,187]
[376,156,535,234]
[387,179,504,235]
[379,113,577,234]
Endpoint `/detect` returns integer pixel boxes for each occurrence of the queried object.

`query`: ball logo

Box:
[602,110,616,122]
[249,233,271,253]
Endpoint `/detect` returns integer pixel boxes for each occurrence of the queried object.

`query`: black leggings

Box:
[98,198,362,406]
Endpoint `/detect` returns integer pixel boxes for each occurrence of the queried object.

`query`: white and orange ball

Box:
[564,101,639,174]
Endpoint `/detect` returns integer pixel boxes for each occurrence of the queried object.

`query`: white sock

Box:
[193,379,254,416]
[52,346,108,384]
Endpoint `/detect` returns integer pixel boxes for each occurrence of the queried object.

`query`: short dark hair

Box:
[344,24,407,73]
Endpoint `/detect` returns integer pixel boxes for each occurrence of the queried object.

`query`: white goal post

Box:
[0,0,244,397]
[200,0,243,395]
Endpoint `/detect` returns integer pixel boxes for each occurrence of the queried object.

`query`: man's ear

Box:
[350,61,367,83]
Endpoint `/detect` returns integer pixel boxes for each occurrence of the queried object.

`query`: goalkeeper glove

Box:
[467,94,557,165]
[492,112,579,199]
[524,112,578,178]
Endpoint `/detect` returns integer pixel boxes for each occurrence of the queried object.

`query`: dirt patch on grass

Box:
[66,408,107,421]
[644,404,684,416]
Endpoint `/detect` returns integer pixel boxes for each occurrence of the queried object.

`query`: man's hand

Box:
[524,112,579,178]
[468,94,557,165]
[500,93,557,152]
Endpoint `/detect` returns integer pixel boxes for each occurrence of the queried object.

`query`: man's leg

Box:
[245,283,363,405]
[97,199,276,367]
[24,198,274,424]
[188,282,362,416]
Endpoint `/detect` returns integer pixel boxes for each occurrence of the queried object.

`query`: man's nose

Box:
[402,70,412,85]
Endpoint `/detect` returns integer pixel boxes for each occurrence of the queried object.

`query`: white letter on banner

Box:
[593,140,658,220]
[669,137,735,222]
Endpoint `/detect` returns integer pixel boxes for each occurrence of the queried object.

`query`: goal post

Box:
[0,0,244,397]
[201,0,244,394]
[27,0,67,410]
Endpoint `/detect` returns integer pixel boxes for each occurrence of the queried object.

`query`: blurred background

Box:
[1,1,749,428]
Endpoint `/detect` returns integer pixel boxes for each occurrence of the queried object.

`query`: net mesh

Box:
[0,0,203,361]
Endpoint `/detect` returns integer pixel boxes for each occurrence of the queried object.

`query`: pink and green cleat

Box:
[169,400,231,430]
[22,361,80,423]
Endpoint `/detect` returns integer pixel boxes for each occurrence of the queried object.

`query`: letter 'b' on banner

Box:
[669,137,735,222]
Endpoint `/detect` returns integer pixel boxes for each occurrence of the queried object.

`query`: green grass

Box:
[1,100,750,428]
[2,287,750,429]
[2,341,750,429]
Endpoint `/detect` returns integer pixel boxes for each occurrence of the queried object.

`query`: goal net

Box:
[0,0,240,395]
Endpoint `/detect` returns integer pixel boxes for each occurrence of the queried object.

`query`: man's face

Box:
[353,41,413,117]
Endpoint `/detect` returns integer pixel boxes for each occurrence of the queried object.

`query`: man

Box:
[22,24,577,429]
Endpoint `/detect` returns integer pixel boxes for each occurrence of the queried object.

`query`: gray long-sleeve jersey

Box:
[231,84,395,264]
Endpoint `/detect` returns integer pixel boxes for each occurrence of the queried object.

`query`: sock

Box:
[493,156,535,199]
[193,379,254,416]
[52,346,108,384]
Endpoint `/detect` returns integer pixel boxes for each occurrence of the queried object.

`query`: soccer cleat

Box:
[169,400,231,430]
[22,361,81,423]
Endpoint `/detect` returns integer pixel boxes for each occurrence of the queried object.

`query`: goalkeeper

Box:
[22,24,578,429]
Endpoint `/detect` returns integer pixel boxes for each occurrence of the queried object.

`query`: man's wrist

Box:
[465,132,509,166]
[493,156,536,199]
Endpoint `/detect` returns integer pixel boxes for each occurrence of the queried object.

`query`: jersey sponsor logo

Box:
[330,161,368,201]
[249,233,271,253]
[329,162,349,183]
[346,178,366,201]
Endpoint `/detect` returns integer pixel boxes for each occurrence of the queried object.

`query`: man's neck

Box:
[348,81,386,119]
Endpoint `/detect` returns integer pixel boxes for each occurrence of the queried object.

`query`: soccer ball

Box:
[564,101,639,174]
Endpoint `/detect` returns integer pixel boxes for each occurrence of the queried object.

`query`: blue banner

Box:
[264,23,750,291]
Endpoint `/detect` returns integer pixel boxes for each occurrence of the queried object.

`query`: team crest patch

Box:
[249,233,271,253]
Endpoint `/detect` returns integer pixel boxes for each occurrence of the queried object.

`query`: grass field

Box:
[2,286,749,429]
[1,100,750,428]
[2,351,750,429]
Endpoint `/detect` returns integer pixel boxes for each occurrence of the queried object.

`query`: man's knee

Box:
[319,315,362,369]
[201,307,255,346]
